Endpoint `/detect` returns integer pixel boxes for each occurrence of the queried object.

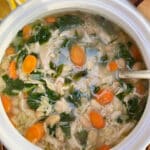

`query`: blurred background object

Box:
[0,0,26,20]
[0,0,11,19]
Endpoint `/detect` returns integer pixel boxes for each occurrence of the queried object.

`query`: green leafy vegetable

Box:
[56,15,83,31]
[116,81,133,101]
[64,77,72,85]
[55,64,64,77]
[49,62,64,78]
[73,70,88,81]
[115,43,135,68]
[75,130,88,148]
[30,71,44,80]
[91,85,100,94]
[59,112,75,138]
[17,30,23,37]
[47,124,57,137]
[116,115,129,124]
[60,123,71,138]
[127,97,140,120]
[24,83,37,93]
[66,89,82,107]
[99,55,108,65]
[2,75,24,95]
[27,92,44,110]
[49,61,56,70]
[60,112,75,122]
[28,26,51,44]
[43,83,61,104]
[17,49,28,66]
[61,38,76,48]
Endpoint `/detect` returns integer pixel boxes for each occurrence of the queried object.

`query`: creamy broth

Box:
[0,12,148,150]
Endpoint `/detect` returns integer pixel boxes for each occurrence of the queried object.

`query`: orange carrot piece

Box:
[135,81,145,95]
[89,110,105,129]
[95,89,114,105]
[23,24,32,40]
[107,60,118,72]
[25,122,45,143]
[22,55,37,74]
[1,95,12,113]
[45,16,56,23]
[130,44,142,61]
[70,44,86,67]
[97,144,110,150]
[8,60,18,79]
[5,47,15,56]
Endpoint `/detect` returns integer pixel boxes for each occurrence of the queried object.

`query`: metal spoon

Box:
[116,70,150,79]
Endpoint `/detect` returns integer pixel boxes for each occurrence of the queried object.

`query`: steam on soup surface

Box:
[0,12,148,150]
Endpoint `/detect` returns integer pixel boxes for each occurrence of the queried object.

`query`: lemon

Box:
[15,0,26,5]
[6,0,17,10]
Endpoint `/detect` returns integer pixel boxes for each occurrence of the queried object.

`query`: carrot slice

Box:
[70,44,86,67]
[5,47,15,56]
[107,60,118,72]
[8,60,18,79]
[97,144,110,150]
[45,16,56,23]
[22,55,37,74]
[89,110,105,129]
[25,122,45,143]
[1,95,12,113]
[130,44,142,61]
[135,81,145,95]
[95,89,114,105]
[23,25,32,40]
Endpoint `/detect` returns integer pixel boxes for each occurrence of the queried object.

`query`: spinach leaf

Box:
[126,96,146,121]
[49,61,57,70]
[75,130,88,147]
[116,80,133,101]
[17,30,23,37]
[24,83,37,93]
[55,64,64,78]
[61,38,76,49]
[60,123,71,138]
[127,97,140,120]
[12,36,24,52]
[27,92,44,110]
[99,55,108,65]
[115,43,135,68]
[116,115,129,124]
[2,75,24,95]
[59,112,75,138]
[17,49,28,66]
[90,85,100,94]
[30,71,44,80]
[56,15,83,32]
[73,70,88,81]
[66,89,82,107]
[28,26,51,45]
[47,124,57,137]
[45,86,61,104]
[60,112,75,122]
[64,77,72,85]
[49,62,64,78]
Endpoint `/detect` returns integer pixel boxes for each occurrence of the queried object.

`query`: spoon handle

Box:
[118,70,150,79]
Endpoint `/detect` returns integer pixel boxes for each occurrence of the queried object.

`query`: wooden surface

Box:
[0,0,150,150]
[138,0,150,20]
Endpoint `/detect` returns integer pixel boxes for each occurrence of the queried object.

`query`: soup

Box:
[0,12,148,150]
